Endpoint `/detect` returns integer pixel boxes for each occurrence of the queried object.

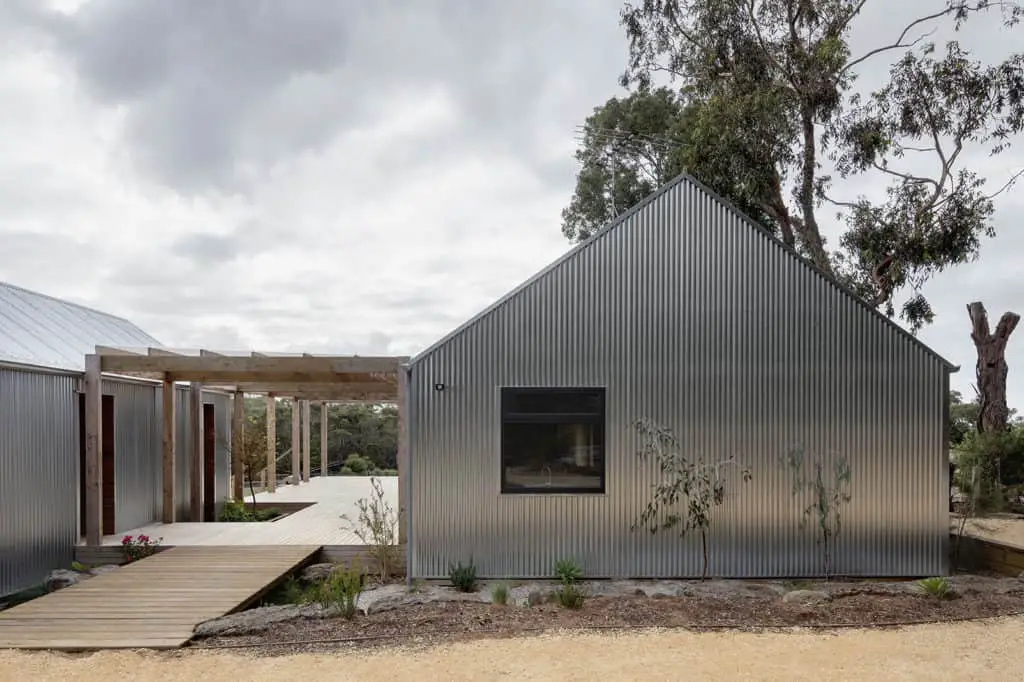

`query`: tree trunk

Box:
[700,529,708,582]
[967,302,1020,434]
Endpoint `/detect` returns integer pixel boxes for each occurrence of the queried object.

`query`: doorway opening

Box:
[203,403,217,522]
[78,393,115,536]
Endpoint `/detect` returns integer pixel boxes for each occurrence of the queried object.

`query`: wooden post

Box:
[232,389,244,500]
[320,401,329,477]
[266,394,277,492]
[190,382,203,521]
[397,367,409,545]
[84,354,103,546]
[161,378,176,524]
[291,397,300,484]
[302,399,311,482]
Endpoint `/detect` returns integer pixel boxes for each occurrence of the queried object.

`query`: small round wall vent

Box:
[434,382,445,391]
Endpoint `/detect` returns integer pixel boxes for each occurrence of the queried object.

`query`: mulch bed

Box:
[193,587,1024,655]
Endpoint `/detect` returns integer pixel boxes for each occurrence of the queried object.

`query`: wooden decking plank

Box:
[0,544,320,650]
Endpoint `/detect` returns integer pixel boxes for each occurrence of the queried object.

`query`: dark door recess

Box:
[78,393,116,536]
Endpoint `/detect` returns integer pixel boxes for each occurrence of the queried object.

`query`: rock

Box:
[87,564,120,577]
[782,589,831,604]
[300,563,341,583]
[45,569,88,592]
[194,604,320,637]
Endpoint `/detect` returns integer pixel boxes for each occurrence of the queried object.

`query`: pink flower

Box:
[121,535,132,545]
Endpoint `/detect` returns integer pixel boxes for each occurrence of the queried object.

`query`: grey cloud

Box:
[35,0,625,194]
[41,0,357,191]
[170,233,239,266]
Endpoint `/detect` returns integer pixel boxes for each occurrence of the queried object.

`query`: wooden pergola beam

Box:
[161,378,176,523]
[397,366,409,545]
[301,400,311,482]
[220,381,396,394]
[266,394,277,492]
[97,351,407,376]
[320,402,329,477]
[189,382,203,521]
[290,398,301,484]
[231,389,244,500]
[83,354,102,546]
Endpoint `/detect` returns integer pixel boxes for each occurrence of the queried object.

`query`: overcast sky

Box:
[1,0,1021,408]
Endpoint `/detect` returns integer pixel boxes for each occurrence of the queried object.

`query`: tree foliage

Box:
[566,0,1024,331]
[632,418,752,580]
[244,398,398,476]
[237,413,269,506]
[950,389,982,447]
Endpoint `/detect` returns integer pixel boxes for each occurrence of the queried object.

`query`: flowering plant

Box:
[121,534,162,562]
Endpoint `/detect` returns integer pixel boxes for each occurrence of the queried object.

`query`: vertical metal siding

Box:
[0,368,78,596]
[174,384,193,521]
[409,177,949,580]
[107,379,161,532]
[171,387,233,521]
[209,392,232,512]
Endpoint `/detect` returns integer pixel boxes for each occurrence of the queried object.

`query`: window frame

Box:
[499,386,607,495]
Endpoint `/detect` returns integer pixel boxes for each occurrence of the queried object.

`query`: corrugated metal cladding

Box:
[172,386,232,522]
[0,367,78,596]
[0,281,161,372]
[1,365,234,595]
[408,174,951,580]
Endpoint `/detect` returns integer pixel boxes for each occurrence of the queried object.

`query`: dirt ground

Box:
[1,617,1023,681]
[194,582,1024,650]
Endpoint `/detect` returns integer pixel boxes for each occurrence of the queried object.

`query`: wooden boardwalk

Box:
[0,545,320,650]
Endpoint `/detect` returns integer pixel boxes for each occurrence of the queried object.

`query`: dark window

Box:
[500,387,605,494]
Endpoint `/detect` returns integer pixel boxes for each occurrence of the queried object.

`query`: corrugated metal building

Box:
[406,173,955,580]
[0,282,231,596]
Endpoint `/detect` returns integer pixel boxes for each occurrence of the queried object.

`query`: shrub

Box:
[121,534,161,562]
[344,454,370,475]
[491,581,509,605]
[449,558,478,592]
[218,499,252,522]
[267,575,308,605]
[218,499,281,522]
[553,557,585,609]
[340,476,399,582]
[556,582,586,609]
[339,466,355,475]
[554,558,583,584]
[917,577,954,600]
[313,562,366,619]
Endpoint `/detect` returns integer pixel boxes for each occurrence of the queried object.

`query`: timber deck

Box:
[0,545,320,650]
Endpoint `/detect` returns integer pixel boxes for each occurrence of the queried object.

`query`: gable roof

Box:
[0,281,162,372]
[410,171,958,371]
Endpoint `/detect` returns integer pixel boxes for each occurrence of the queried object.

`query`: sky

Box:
[0,0,1021,408]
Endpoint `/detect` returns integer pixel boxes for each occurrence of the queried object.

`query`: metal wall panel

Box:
[409,175,950,580]
[171,387,233,521]
[0,367,78,596]
[173,385,193,521]
[107,379,161,532]
[209,391,233,512]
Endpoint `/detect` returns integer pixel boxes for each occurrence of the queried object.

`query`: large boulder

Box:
[194,604,321,637]
[45,569,87,592]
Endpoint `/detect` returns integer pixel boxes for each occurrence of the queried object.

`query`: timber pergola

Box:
[82,346,409,547]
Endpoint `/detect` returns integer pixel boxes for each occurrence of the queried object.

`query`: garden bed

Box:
[192,574,1024,654]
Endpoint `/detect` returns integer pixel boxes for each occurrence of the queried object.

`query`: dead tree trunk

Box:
[967,301,1020,434]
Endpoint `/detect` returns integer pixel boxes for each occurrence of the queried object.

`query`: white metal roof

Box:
[0,281,162,372]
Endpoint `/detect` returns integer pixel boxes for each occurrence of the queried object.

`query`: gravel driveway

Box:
[2,617,1022,681]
